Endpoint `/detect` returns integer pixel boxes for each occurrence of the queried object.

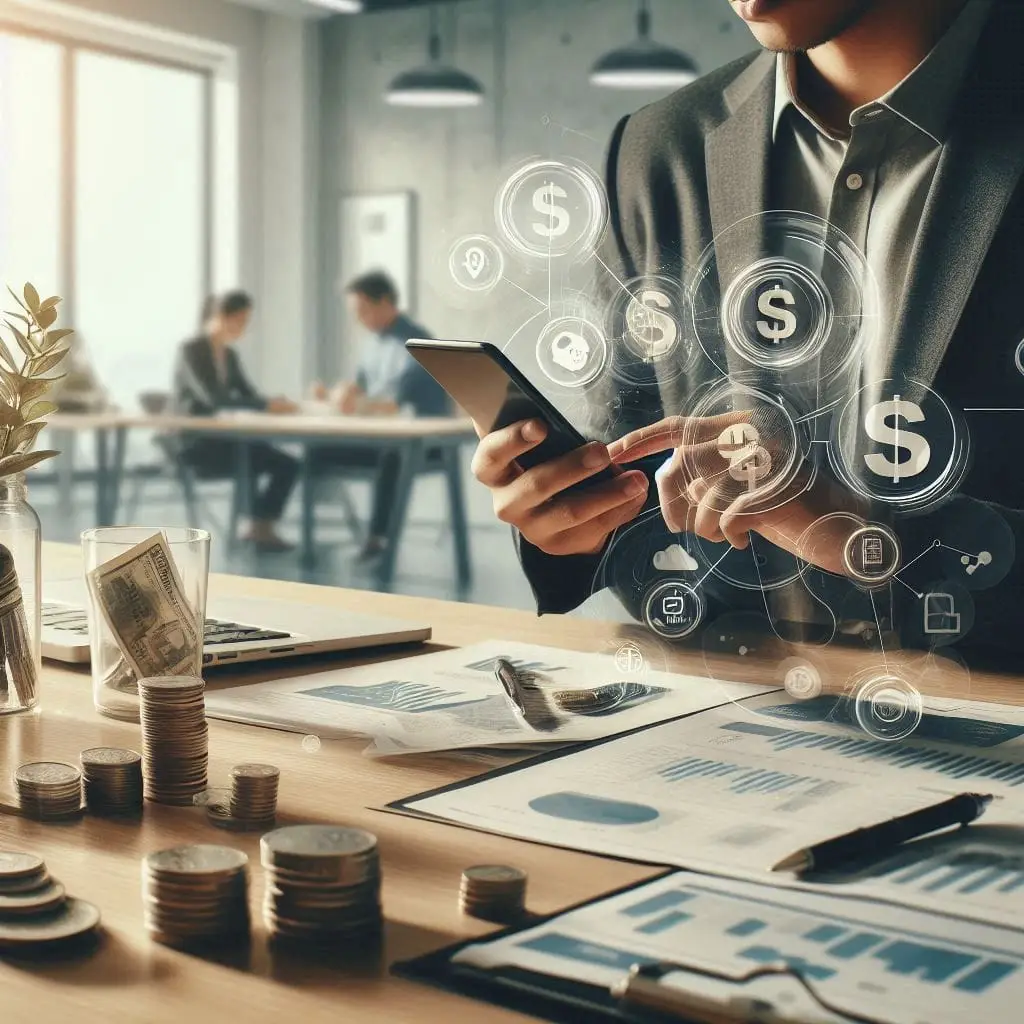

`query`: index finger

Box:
[609,411,752,463]
[471,419,548,487]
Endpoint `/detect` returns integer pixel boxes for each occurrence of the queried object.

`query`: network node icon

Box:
[642,581,705,641]
[535,316,608,389]
[448,234,505,293]
[842,524,901,587]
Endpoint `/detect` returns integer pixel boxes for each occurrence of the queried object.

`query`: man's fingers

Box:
[495,442,614,521]
[471,419,547,487]
[719,491,756,550]
[525,472,649,545]
[693,484,727,543]
[541,487,650,557]
[609,410,753,463]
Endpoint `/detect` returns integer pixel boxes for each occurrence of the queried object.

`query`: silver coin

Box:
[0,852,44,881]
[0,897,100,947]
[80,747,142,767]
[145,845,248,877]
[15,763,81,787]
[261,826,377,863]
[230,764,279,780]
[0,880,66,916]
[463,865,527,885]
[138,676,205,691]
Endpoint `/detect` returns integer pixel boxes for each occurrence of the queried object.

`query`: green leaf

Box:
[39,296,60,311]
[0,449,58,477]
[21,401,58,423]
[22,284,40,314]
[10,422,44,452]
[43,328,74,351]
[7,323,34,360]
[0,404,22,429]
[30,347,68,376]
[0,337,17,372]
[6,287,29,315]
[35,306,57,330]
[5,312,30,325]
[16,379,51,404]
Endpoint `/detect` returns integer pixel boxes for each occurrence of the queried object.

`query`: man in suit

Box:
[471,0,1024,659]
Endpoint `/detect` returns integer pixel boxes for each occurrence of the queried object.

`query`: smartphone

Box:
[406,338,616,485]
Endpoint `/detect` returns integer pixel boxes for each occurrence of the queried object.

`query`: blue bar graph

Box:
[740,945,837,981]
[727,919,767,937]
[875,849,1024,898]
[955,961,1020,993]
[658,755,820,795]
[721,720,1024,786]
[805,925,845,943]
[873,941,978,983]
[636,910,691,935]
[620,890,694,918]
[829,933,884,959]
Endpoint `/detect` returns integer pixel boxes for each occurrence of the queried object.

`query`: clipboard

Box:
[391,873,675,1024]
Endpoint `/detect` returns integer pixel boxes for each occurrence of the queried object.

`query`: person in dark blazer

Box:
[471,0,1024,661]
[173,290,300,552]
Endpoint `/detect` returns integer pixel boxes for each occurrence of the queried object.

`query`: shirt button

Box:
[846,172,864,191]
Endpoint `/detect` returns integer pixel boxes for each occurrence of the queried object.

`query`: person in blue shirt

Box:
[313,271,448,562]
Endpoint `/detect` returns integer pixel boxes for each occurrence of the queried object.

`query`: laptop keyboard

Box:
[42,602,294,645]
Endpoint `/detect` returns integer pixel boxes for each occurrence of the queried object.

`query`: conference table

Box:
[3,544,1022,1023]
[46,411,478,586]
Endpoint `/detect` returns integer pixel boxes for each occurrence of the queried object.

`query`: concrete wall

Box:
[319,0,756,383]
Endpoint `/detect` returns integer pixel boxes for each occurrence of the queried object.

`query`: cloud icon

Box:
[653,544,698,572]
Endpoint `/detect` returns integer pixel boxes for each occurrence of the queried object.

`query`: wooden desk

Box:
[5,546,1021,1023]
[46,412,478,584]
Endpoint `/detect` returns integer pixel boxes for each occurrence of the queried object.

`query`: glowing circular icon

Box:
[613,641,645,675]
[720,258,832,370]
[781,658,823,700]
[535,316,608,388]
[832,379,967,513]
[1015,338,1024,376]
[606,275,691,384]
[642,581,705,641]
[681,378,807,515]
[689,211,877,388]
[496,158,608,261]
[448,234,505,293]
[903,580,975,650]
[851,671,923,742]
[842,524,901,587]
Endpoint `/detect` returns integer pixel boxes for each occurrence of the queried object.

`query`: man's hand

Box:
[267,396,298,415]
[609,414,865,575]
[332,382,361,415]
[472,419,649,557]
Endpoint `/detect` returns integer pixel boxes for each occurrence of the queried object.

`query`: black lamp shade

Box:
[386,62,484,107]
[590,38,698,90]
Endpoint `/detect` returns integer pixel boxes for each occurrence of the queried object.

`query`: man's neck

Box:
[378,309,401,335]
[797,0,969,131]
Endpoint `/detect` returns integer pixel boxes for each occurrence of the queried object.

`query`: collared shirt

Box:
[355,313,449,417]
[770,0,993,383]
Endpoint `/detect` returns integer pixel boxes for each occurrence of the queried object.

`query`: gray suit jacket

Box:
[519,2,1024,661]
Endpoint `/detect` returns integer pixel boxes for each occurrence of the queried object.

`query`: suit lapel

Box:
[889,6,1024,387]
[704,51,775,291]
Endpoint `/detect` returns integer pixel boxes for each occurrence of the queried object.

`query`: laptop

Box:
[42,581,431,668]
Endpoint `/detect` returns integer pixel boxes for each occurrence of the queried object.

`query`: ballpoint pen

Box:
[493,657,561,732]
[772,792,994,874]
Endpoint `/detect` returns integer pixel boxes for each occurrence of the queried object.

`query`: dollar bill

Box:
[87,533,201,681]
[0,543,36,707]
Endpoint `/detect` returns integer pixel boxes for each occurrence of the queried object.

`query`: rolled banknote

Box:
[0,543,37,707]
[87,533,202,681]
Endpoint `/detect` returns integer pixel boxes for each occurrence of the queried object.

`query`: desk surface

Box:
[4,545,1020,1023]
[48,410,477,440]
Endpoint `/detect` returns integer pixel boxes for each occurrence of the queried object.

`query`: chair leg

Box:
[335,481,364,543]
[443,445,472,588]
[178,464,202,527]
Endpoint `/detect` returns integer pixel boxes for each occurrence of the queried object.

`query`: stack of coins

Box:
[14,762,83,821]
[142,845,249,947]
[261,825,382,944]
[80,747,144,817]
[138,676,208,806]
[459,865,528,923]
[229,764,279,828]
[0,850,102,950]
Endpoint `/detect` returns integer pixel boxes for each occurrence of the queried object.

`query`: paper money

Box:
[0,544,37,707]
[87,533,201,682]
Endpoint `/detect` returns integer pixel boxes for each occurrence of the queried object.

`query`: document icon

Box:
[924,592,960,635]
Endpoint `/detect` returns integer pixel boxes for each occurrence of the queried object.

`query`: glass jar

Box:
[0,474,42,715]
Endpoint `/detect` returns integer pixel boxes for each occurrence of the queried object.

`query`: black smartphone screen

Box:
[406,339,615,481]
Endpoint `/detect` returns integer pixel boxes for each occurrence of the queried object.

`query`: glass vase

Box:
[0,474,42,715]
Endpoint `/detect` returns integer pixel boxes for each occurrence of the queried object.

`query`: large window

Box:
[75,51,206,411]
[0,26,237,418]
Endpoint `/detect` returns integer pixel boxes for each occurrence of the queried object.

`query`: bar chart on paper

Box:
[457,871,1024,1024]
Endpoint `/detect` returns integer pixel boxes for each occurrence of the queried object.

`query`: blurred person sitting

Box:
[173,290,299,552]
[311,271,448,562]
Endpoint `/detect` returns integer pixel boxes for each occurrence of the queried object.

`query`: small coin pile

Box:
[139,676,208,806]
[142,844,249,947]
[80,747,143,817]
[14,762,82,822]
[459,865,528,923]
[0,850,101,951]
[206,763,280,832]
[261,825,382,943]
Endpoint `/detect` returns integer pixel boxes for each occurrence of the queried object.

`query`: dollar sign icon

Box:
[863,396,932,483]
[626,290,678,360]
[532,182,571,240]
[718,423,773,492]
[756,284,798,343]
